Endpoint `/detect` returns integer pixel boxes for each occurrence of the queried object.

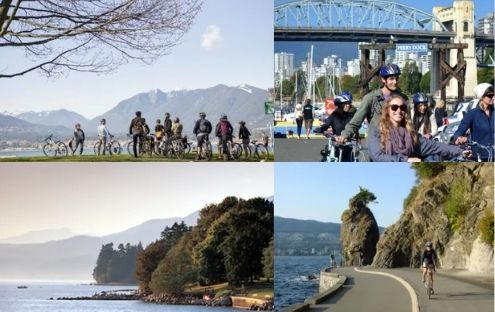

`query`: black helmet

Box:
[100,118,106,123]
[174,117,180,122]
[136,111,142,117]
[221,114,227,119]
[334,92,352,105]
[199,112,206,118]
[156,119,161,123]
[379,64,401,78]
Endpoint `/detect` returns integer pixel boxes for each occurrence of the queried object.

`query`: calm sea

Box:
[0,281,236,312]
[275,256,336,311]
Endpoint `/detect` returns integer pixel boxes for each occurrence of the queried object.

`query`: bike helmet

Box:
[341,91,353,102]
[100,118,106,123]
[425,242,433,247]
[174,117,180,122]
[334,93,353,105]
[221,114,227,119]
[165,112,170,118]
[156,119,161,123]
[135,111,142,117]
[413,92,429,105]
[75,123,81,127]
[239,120,246,125]
[379,64,401,78]
[474,83,494,99]
[199,112,206,118]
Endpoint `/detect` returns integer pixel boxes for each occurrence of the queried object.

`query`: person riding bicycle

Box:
[421,242,437,294]
[238,121,251,159]
[411,92,437,140]
[193,112,212,160]
[215,114,234,161]
[315,91,357,162]
[97,118,112,155]
[452,83,494,161]
[72,123,85,156]
[129,111,145,158]
[337,64,408,145]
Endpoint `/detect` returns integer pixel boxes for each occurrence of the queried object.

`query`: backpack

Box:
[219,120,231,135]
[132,117,144,134]
[199,119,211,133]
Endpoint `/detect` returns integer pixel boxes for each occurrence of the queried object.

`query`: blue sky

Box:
[275,163,417,228]
[0,0,273,118]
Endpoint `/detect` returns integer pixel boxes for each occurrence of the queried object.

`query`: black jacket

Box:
[318,108,356,136]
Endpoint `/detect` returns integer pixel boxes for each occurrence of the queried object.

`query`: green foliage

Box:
[93,242,143,284]
[350,186,377,206]
[400,62,422,95]
[479,210,494,246]
[403,185,420,209]
[150,233,196,295]
[370,77,380,90]
[341,75,360,100]
[444,179,470,232]
[281,79,294,98]
[420,71,431,93]
[215,289,233,299]
[262,237,274,282]
[478,68,494,85]
[411,163,447,180]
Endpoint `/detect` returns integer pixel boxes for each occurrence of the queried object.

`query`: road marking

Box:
[354,267,419,312]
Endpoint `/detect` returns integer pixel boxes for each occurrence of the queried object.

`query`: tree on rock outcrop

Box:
[341,188,379,266]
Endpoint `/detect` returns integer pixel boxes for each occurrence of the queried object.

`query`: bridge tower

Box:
[433,0,477,99]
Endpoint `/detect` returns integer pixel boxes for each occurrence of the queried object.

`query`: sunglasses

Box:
[390,104,407,112]
[485,93,494,99]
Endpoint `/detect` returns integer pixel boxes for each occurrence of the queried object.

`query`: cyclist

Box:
[161,112,173,153]
[453,83,494,161]
[72,123,85,156]
[337,64,408,144]
[315,92,357,161]
[193,112,213,160]
[215,114,233,160]
[171,117,183,141]
[155,119,165,143]
[411,92,437,139]
[129,111,145,157]
[368,94,469,162]
[238,121,251,159]
[421,242,437,293]
[97,118,112,155]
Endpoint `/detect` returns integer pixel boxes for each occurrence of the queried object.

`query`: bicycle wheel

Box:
[255,144,268,160]
[204,141,212,161]
[57,142,68,157]
[143,140,152,157]
[110,141,121,155]
[42,143,57,157]
[231,143,242,160]
[127,141,134,156]
[94,141,102,155]
[175,143,184,160]
[184,143,191,154]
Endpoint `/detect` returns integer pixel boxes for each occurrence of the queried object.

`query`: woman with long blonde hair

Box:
[368,94,466,162]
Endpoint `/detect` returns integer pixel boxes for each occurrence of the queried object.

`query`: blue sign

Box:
[396,43,428,52]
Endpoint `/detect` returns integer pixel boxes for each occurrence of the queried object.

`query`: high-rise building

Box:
[347,59,360,77]
[274,52,294,81]
[477,12,494,34]
[420,52,432,74]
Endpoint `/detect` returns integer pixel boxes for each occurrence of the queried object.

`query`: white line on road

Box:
[354,267,419,312]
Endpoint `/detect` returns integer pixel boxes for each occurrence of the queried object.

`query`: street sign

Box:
[264,101,274,114]
[396,43,428,53]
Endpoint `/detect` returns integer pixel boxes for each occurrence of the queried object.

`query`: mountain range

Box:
[275,216,385,256]
[0,211,199,280]
[0,84,271,145]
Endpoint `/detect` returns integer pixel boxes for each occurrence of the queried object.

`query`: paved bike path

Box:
[308,267,411,312]
[365,267,494,312]
[275,138,327,161]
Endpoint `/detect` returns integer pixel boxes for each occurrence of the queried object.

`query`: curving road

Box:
[308,267,493,312]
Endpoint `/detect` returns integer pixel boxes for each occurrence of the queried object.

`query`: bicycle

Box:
[467,141,494,162]
[424,264,434,299]
[42,134,68,157]
[247,140,269,160]
[166,137,185,160]
[226,140,241,160]
[126,134,153,157]
[197,136,212,161]
[318,134,359,162]
[94,135,121,155]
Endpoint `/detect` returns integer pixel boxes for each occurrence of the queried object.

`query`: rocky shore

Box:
[54,290,140,301]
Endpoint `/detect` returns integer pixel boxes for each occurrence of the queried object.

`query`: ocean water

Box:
[0,281,236,312]
[274,256,333,311]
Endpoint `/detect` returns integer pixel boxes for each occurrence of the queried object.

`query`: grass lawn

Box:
[0,153,274,162]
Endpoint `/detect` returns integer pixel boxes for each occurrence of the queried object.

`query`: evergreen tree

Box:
[262,237,274,282]
[93,243,115,283]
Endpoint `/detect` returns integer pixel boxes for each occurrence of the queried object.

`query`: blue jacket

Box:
[452,105,494,160]
[368,126,463,162]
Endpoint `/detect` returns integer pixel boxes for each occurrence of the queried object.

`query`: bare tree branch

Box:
[0,0,203,78]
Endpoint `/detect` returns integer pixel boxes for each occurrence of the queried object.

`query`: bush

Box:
[479,210,494,246]
[215,289,233,299]
[444,180,469,232]
[411,163,447,180]
[404,185,419,209]
[350,187,377,206]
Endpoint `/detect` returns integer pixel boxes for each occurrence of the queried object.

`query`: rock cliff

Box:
[341,188,380,266]
[372,164,493,273]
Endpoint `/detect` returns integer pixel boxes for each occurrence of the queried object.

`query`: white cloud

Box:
[201,25,222,50]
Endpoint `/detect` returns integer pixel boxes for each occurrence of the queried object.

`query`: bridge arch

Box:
[275,0,450,32]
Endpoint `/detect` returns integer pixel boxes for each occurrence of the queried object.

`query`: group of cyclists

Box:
[68,111,269,160]
[312,63,494,162]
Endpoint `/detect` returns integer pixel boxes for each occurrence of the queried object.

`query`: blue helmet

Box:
[334,92,352,105]
[379,64,401,78]
[412,92,429,105]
